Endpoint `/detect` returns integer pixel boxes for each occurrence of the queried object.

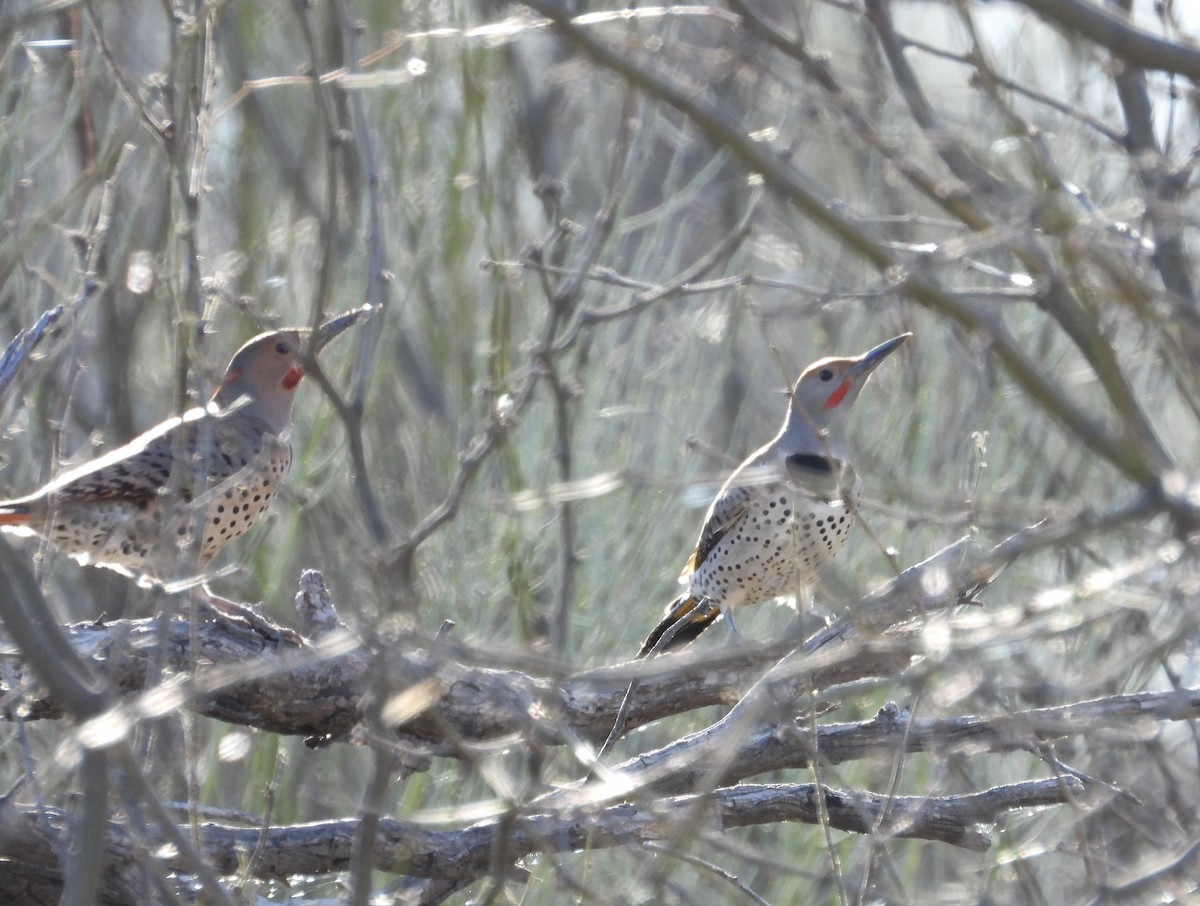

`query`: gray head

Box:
[780,333,911,455]
[210,309,365,433]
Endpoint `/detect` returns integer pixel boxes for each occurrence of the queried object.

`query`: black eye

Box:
[275,341,290,354]
[818,368,834,382]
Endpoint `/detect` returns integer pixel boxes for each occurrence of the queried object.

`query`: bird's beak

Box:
[849,332,911,378]
[315,305,372,349]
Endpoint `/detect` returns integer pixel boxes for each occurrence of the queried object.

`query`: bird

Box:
[0,308,366,585]
[637,333,911,657]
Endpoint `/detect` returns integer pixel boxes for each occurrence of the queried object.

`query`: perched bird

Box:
[637,333,910,656]
[0,309,366,584]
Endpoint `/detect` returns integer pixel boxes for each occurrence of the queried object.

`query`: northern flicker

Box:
[0,309,365,583]
[637,333,910,656]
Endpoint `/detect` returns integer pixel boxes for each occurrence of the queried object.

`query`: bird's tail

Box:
[0,503,32,526]
[637,594,719,657]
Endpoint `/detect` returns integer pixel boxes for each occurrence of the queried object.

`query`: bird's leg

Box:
[795,604,833,638]
[719,601,745,643]
[197,583,302,646]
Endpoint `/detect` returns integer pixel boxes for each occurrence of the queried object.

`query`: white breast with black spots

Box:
[195,442,291,564]
[47,496,167,569]
[690,483,854,607]
[43,422,290,576]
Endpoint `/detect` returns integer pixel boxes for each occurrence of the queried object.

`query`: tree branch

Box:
[0,774,1082,899]
[1008,0,1200,80]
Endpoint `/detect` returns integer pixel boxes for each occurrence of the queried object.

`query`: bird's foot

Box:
[720,606,746,644]
[796,608,833,637]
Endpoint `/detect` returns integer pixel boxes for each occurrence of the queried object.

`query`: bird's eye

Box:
[275,341,290,354]
[818,368,834,382]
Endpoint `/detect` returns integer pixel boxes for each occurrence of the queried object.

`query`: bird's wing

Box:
[40,420,191,503]
[40,409,261,504]
[678,481,753,579]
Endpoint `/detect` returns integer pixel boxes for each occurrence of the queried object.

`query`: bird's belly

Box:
[195,461,284,564]
[46,499,171,570]
[688,489,854,607]
[42,450,289,577]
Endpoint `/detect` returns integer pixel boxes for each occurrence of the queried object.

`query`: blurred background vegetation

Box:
[2,0,1200,902]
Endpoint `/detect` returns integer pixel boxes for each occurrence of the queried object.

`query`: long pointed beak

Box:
[849,332,911,378]
[316,305,372,349]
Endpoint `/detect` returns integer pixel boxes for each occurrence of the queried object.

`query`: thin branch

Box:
[0,305,64,403]
[0,541,235,905]
[521,0,1165,489]
[591,688,1200,801]
[864,0,1008,199]
[726,0,994,230]
[898,31,1124,144]
[1007,0,1200,80]
[323,0,395,547]
[1107,0,1197,310]
[82,0,170,140]
[866,0,1173,477]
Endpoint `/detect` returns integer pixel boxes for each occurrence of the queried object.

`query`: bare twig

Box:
[1008,0,1200,79]
[521,0,1166,488]
[0,305,63,402]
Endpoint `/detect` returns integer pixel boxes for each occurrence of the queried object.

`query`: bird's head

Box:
[212,308,368,432]
[785,332,911,444]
